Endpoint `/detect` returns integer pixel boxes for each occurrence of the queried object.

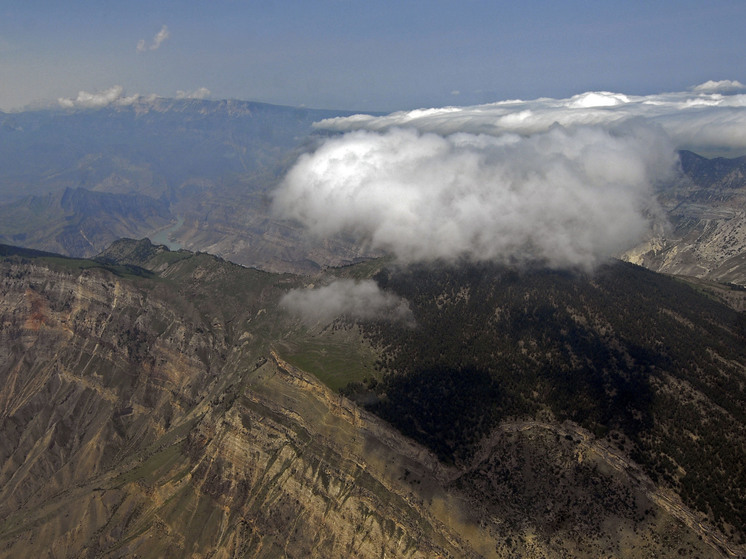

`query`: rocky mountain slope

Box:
[623,150,746,285]
[1,240,744,557]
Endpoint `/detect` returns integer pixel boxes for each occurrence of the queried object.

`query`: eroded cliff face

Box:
[0,261,217,536]
[622,152,746,286]
[0,258,465,558]
[0,255,732,558]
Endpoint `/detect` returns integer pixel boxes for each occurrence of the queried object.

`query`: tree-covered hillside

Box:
[348,261,746,541]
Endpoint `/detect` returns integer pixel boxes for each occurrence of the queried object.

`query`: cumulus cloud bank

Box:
[314,82,746,156]
[272,81,746,271]
[58,85,139,109]
[273,122,676,270]
[137,25,170,52]
[280,280,414,326]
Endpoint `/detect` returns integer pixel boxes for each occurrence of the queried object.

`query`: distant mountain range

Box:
[0,98,348,200]
[0,99,369,272]
[3,100,746,282]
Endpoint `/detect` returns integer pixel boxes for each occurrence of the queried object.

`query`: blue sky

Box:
[2,0,745,112]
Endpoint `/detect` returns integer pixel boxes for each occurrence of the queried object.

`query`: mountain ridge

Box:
[2,240,742,557]
[623,149,746,285]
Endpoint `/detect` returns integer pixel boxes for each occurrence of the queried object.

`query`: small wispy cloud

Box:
[280,280,415,326]
[691,79,745,93]
[175,87,211,100]
[137,25,170,53]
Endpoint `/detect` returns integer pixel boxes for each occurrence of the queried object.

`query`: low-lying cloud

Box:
[315,81,746,156]
[272,81,746,270]
[273,122,676,270]
[280,280,414,326]
[58,85,212,109]
[58,85,139,109]
[175,87,211,100]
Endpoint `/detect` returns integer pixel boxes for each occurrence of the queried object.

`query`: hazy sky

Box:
[2,1,745,112]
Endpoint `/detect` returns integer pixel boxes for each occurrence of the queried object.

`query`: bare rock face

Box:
[0,251,737,558]
[623,151,746,286]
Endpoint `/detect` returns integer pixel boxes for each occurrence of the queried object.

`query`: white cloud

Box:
[691,79,745,93]
[57,85,140,109]
[152,25,170,49]
[273,122,676,271]
[280,280,414,326]
[314,82,746,156]
[271,81,746,271]
[56,84,213,109]
[175,87,211,100]
[567,91,630,108]
[137,25,170,53]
